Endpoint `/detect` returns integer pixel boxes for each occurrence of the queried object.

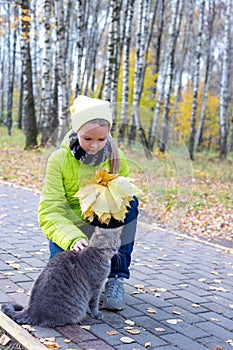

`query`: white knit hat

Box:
[70,95,112,131]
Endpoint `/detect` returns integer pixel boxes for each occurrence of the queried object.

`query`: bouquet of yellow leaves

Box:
[74,169,142,225]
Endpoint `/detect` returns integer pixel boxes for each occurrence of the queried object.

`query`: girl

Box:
[38,95,139,310]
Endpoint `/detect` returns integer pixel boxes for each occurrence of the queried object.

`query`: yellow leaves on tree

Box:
[74,169,142,225]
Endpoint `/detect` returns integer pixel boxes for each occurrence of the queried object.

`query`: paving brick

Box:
[199,311,233,331]
[197,320,233,341]
[160,333,208,350]
[199,336,233,350]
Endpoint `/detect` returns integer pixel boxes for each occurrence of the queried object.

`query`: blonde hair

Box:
[84,119,120,174]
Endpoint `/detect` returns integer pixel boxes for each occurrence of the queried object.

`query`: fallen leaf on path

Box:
[172,310,182,315]
[166,319,183,324]
[80,325,91,330]
[120,336,135,343]
[21,324,36,332]
[126,329,141,335]
[146,307,157,314]
[192,304,201,308]
[124,319,135,326]
[107,330,119,336]
[155,327,165,332]
[43,341,60,349]
[0,334,11,346]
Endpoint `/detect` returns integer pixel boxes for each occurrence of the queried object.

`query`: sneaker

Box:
[102,278,125,310]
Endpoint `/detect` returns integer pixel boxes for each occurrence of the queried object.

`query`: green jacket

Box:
[38,133,130,250]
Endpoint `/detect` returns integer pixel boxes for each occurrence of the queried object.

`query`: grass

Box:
[0,126,232,246]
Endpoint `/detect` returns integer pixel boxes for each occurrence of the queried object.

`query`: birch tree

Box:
[128,0,151,156]
[40,0,55,145]
[54,0,69,141]
[188,0,205,160]
[118,0,135,142]
[159,0,183,153]
[20,0,37,149]
[219,0,232,160]
[194,0,215,151]
[7,1,18,135]
[104,0,121,114]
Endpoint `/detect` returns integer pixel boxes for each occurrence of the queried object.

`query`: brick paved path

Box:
[0,183,233,350]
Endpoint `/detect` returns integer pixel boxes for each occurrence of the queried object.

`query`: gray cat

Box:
[1,226,121,327]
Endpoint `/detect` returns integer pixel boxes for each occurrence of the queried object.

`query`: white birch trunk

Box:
[219,0,232,159]
[119,0,135,141]
[41,0,54,145]
[129,0,151,155]
[159,0,183,152]
[54,0,69,142]
[194,1,215,151]
[75,0,84,96]
[188,0,205,160]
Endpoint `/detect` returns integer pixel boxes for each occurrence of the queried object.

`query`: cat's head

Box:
[89,226,122,255]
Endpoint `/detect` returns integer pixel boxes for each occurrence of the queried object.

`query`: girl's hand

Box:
[71,239,88,252]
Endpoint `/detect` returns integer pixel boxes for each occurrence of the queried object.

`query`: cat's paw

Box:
[93,311,103,320]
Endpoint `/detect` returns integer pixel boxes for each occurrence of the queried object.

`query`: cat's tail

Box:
[1,303,31,325]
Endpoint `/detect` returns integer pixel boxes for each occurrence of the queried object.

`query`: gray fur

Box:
[1,226,121,327]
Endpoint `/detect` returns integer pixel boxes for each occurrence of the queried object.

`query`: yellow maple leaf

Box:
[74,169,142,225]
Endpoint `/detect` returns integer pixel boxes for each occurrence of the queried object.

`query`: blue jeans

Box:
[49,196,139,279]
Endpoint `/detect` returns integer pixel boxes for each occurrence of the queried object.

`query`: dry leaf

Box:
[155,328,165,332]
[166,319,183,324]
[10,263,20,270]
[192,304,201,308]
[146,307,157,314]
[156,287,167,292]
[126,329,141,335]
[134,284,145,289]
[198,278,206,282]
[80,325,91,330]
[44,337,56,342]
[210,317,220,322]
[226,339,233,345]
[120,336,135,343]
[0,334,11,346]
[107,330,119,336]
[172,310,182,315]
[209,286,229,292]
[21,324,36,332]
[43,341,60,349]
[64,339,71,343]
[124,319,135,326]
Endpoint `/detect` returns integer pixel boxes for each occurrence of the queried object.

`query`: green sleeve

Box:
[38,150,88,250]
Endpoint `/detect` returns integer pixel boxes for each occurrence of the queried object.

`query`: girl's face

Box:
[78,123,109,154]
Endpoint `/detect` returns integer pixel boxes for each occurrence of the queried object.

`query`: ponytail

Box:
[109,137,120,174]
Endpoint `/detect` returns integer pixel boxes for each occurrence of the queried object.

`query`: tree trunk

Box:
[159,0,183,153]
[194,1,215,151]
[54,0,69,142]
[128,0,151,157]
[104,0,120,108]
[75,0,87,97]
[119,0,135,142]
[20,0,37,149]
[188,0,205,160]
[40,0,55,145]
[219,0,232,160]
